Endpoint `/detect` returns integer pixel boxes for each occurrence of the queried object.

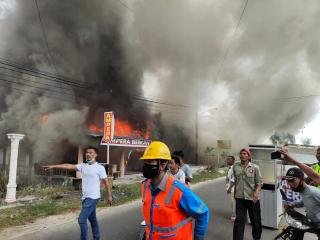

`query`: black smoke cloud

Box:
[0,0,149,161]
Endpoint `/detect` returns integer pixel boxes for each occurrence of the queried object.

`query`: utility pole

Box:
[195,110,198,164]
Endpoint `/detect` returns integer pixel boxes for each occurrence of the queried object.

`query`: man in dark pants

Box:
[229,148,262,240]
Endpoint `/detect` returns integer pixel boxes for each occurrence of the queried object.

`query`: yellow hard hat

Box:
[140,141,171,161]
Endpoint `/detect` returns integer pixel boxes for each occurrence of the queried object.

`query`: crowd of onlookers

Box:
[226,147,320,240]
[41,143,320,240]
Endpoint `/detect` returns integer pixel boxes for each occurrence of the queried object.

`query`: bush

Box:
[0,170,8,195]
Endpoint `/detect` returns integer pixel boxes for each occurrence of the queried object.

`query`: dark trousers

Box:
[233,198,262,240]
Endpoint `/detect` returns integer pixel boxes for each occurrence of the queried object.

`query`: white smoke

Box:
[126,0,320,150]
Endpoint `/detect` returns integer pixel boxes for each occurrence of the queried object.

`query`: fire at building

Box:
[0,112,154,187]
[0,1,196,195]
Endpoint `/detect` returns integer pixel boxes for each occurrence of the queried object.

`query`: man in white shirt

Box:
[169,155,186,183]
[43,146,112,240]
[174,150,193,185]
[226,155,236,221]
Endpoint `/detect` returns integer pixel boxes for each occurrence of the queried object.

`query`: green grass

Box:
[192,169,225,183]
[0,183,141,229]
[0,200,81,228]
[0,169,224,229]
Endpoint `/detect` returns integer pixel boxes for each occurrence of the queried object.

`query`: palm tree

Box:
[270,132,296,146]
[300,137,312,145]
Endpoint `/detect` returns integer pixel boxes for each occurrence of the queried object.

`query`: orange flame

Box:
[115,119,150,139]
[88,118,151,139]
[89,124,103,133]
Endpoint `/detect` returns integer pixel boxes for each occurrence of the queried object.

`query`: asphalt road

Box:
[5,177,280,240]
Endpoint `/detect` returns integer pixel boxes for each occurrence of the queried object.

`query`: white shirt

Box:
[172,169,186,183]
[181,164,192,178]
[226,165,235,191]
[76,162,107,200]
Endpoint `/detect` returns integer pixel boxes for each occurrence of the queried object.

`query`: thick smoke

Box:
[1,0,319,162]
[126,0,320,151]
[0,0,149,161]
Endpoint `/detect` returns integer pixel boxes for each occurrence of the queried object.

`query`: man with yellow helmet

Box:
[140,141,209,240]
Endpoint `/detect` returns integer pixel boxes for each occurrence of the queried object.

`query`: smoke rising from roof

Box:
[0,0,149,161]
[0,0,319,161]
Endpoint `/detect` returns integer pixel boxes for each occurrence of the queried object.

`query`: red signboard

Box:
[102,112,115,142]
[100,112,150,148]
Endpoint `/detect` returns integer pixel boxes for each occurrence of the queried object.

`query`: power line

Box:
[33,0,59,75]
[115,0,134,12]
[215,0,249,82]
[0,71,192,114]
[0,58,190,108]
[277,94,320,101]
[0,82,74,103]
[0,58,85,87]
[0,72,73,93]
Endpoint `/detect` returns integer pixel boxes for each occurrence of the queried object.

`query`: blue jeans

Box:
[78,198,100,240]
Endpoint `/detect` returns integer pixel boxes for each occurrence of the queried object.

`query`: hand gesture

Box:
[42,165,53,171]
[252,191,259,204]
[107,195,112,206]
[283,203,290,212]
[279,149,293,162]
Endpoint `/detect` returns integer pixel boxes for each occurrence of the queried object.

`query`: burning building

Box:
[0,1,195,188]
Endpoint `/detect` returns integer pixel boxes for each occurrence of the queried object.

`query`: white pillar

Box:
[107,144,110,164]
[76,145,83,178]
[5,133,25,203]
[120,151,125,177]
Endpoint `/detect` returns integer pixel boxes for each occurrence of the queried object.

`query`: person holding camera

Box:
[230,148,262,240]
[279,149,320,186]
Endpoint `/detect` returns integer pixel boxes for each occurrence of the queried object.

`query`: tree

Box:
[301,137,312,145]
[204,146,215,155]
[270,132,296,146]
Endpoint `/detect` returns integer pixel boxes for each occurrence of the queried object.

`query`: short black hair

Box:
[172,155,181,166]
[173,150,184,158]
[85,146,98,154]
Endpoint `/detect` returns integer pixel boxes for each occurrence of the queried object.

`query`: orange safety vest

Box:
[141,175,193,240]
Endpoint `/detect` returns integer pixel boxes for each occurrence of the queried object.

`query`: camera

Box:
[271,151,282,159]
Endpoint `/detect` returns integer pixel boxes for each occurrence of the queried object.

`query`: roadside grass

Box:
[0,169,223,230]
[192,169,225,183]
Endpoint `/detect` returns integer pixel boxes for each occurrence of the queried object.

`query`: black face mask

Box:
[142,163,160,179]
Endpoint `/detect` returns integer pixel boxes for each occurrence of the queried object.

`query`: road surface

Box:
[1,177,282,240]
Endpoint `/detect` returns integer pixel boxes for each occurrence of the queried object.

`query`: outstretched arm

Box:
[280,150,320,185]
[43,164,77,171]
